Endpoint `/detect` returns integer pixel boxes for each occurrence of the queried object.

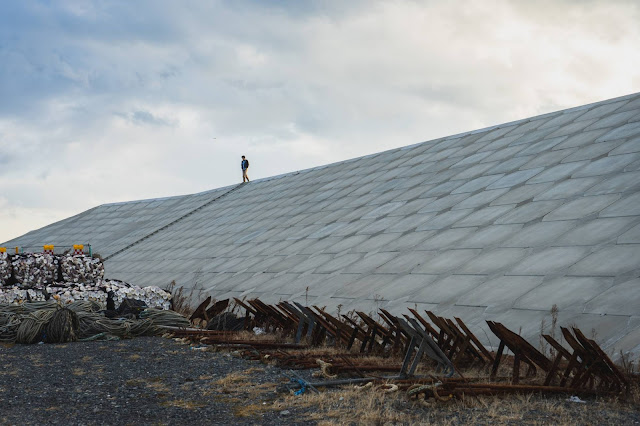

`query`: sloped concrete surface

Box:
[4,92,640,357]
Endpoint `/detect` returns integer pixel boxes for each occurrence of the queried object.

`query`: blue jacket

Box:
[241,159,249,170]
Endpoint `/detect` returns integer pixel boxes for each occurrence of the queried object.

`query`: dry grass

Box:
[71,368,85,376]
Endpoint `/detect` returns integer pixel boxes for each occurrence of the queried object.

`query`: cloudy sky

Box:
[1,0,639,242]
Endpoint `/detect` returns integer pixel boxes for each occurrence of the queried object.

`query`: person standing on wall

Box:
[241,155,250,183]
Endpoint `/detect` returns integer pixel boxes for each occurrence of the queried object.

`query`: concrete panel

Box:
[585,171,640,195]
[572,154,640,178]
[562,140,625,162]
[510,247,590,275]
[514,276,615,312]
[452,174,504,194]
[376,274,440,300]
[487,168,544,189]
[596,122,640,142]
[543,194,621,221]
[409,275,487,305]
[383,231,438,252]
[452,188,510,210]
[376,251,434,273]
[413,249,482,274]
[418,228,478,250]
[457,224,523,249]
[534,177,601,200]
[344,252,399,273]
[417,209,474,230]
[453,205,515,227]
[584,278,640,316]
[495,201,562,224]
[459,248,527,274]
[527,161,589,184]
[457,276,545,310]
[314,253,363,273]
[387,213,437,233]
[555,217,636,246]
[618,223,640,244]
[490,183,553,205]
[609,136,640,156]
[568,245,640,276]
[599,192,640,217]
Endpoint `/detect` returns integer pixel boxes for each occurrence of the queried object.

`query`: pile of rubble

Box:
[0,252,171,310]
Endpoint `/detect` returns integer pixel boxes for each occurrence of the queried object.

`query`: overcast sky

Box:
[1,0,639,243]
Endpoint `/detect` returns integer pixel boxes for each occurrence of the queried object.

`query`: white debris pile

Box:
[99,279,172,311]
[60,254,105,283]
[46,284,109,306]
[11,254,59,287]
[0,252,10,285]
[0,287,47,304]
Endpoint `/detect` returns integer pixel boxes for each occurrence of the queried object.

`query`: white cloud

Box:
[1,0,639,242]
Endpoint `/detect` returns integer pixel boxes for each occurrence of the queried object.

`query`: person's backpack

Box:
[245,159,249,168]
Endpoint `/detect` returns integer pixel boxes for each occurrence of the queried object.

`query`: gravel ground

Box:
[1,337,639,425]
[0,337,303,425]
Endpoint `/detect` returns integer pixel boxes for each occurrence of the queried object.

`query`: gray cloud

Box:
[0,0,639,241]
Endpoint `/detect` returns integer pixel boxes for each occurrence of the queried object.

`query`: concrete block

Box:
[510,246,590,275]
[352,233,403,252]
[333,274,398,299]
[387,212,437,233]
[517,136,567,157]
[563,140,626,163]
[457,224,523,248]
[451,161,500,180]
[618,222,640,244]
[577,100,627,121]
[376,274,440,300]
[556,217,637,246]
[543,194,620,221]
[460,248,527,274]
[572,154,640,178]
[553,129,610,150]
[485,156,533,175]
[534,177,600,200]
[491,183,553,205]
[452,174,504,194]
[408,275,487,305]
[584,278,640,316]
[494,200,562,224]
[596,122,640,142]
[568,245,640,276]
[454,205,515,227]
[519,148,576,169]
[585,109,639,130]
[383,230,438,252]
[376,251,434,273]
[599,192,640,217]
[412,249,482,274]
[527,161,589,184]
[388,198,438,216]
[314,253,363,273]
[452,188,510,210]
[417,193,469,213]
[417,209,474,230]
[545,118,598,138]
[510,126,560,146]
[537,109,587,129]
[344,252,399,273]
[585,171,640,195]
[515,276,615,312]
[361,201,407,219]
[487,168,545,189]
[413,228,477,250]
[456,276,544,309]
